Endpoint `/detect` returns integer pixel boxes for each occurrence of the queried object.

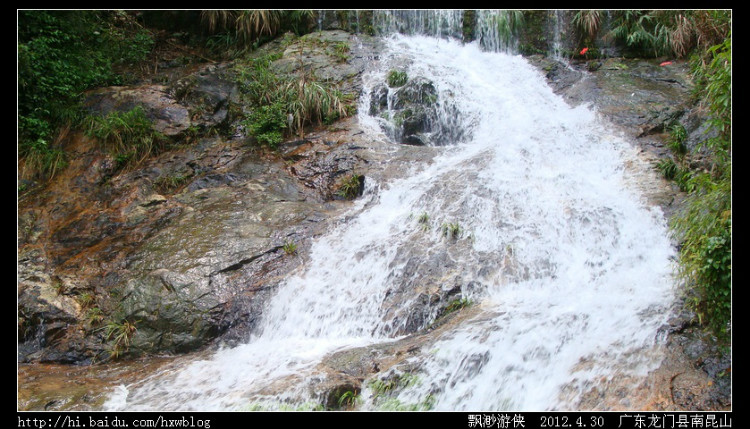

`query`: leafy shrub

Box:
[444,297,472,314]
[669,27,731,342]
[417,211,431,231]
[672,175,731,340]
[18,10,154,179]
[235,55,350,148]
[243,101,288,148]
[606,10,730,58]
[337,390,360,409]
[201,10,282,47]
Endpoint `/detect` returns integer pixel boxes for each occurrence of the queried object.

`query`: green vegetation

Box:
[283,240,298,256]
[84,106,166,168]
[367,372,434,411]
[235,54,350,149]
[337,390,360,409]
[573,10,731,59]
[622,12,731,342]
[336,174,363,200]
[84,307,105,327]
[18,10,155,180]
[444,297,472,314]
[77,291,95,309]
[102,319,137,359]
[201,10,282,48]
[594,11,732,342]
[154,173,191,193]
[331,41,351,62]
[667,123,688,157]
[201,10,318,50]
[298,35,351,63]
[493,10,524,43]
[680,30,731,343]
[387,69,408,88]
[376,395,436,411]
[245,401,325,411]
[417,211,431,231]
[656,122,694,193]
[368,372,420,398]
[657,159,694,193]
[200,10,317,57]
[440,222,463,240]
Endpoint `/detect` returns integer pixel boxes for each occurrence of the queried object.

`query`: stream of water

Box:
[102,33,677,412]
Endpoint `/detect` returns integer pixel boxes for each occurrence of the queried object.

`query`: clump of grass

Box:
[368,372,421,399]
[667,123,688,158]
[102,319,137,359]
[656,158,694,192]
[19,139,68,181]
[84,106,166,168]
[573,10,602,40]
[337,390,360,410]
[440,222,463,240]
[377,395,436,411]
[235,56,352,148]
[336,174,363,200]
[283,240,298,256]
[154,173,190,193]
[416,211,431,231]
[387,69,408,88]
[201,10,282,47]
[331,41,350,62]
[444,297,472,314]
[85,307,105,328]
[77,291,95,308]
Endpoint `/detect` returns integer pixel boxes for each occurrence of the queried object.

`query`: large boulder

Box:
[83,85,191,136]
[369,76,444,146]
[169,63,240,131]
[83,63,240,138]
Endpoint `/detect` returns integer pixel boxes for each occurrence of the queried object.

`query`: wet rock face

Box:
[83,85,191,136]
[18,30,381,364]
[83,63,239,138]
[169,63,240,131]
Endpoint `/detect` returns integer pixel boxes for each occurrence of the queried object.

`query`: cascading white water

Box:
[104,34,676,411]
[371,10,464,40]
[551,10,565,58]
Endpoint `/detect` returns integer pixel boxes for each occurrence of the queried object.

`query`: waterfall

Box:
[371,10,464,40]
[551,10,565,58]
[103,34,676,412]
[368,10,521,53]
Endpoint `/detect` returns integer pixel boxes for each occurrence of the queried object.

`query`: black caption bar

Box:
[17,411,733,429]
